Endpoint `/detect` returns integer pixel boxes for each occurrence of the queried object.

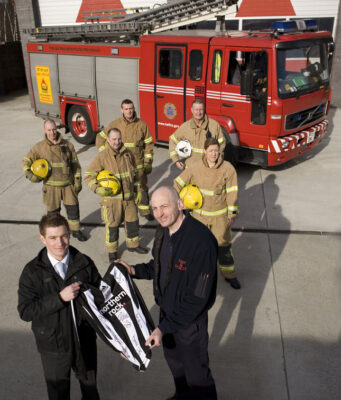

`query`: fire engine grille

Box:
[285,103,326,130]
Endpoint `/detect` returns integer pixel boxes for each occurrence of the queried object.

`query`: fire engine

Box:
[24,0,334,167]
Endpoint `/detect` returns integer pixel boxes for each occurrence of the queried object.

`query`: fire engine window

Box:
[159,49,183,79]
[227,51,241,85]
[211,50,222,83]
[189,50,203,81]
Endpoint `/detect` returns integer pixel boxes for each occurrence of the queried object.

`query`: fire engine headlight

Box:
[282,141,290,149]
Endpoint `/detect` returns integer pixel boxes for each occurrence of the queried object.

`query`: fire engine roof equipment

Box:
[24,0,239,42]
[271,19,318,34]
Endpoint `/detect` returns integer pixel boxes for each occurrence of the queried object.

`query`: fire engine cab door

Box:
[155,44,187,142]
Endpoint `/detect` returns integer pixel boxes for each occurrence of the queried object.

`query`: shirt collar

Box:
[47,250,70,268]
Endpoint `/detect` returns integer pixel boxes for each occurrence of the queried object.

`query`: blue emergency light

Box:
[271,19,318,33]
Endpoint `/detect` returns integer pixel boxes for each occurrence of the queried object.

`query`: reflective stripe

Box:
[218,137,225,143]
[51,162,64,167]
[144,137,153,144]
[115,172,131,179]
[72,158,78,163]
[124,142,135,148]
[192,147,203,154]
[170,150,177,157]
[68,219,80,229]
[45,179,72,186]
[74,173,81,178]
[99,130,107,140]
[199,188,214,196]
[144,153,152,159]
[104,194,123,199]
[87,178,97,188]
[226,185,238,194]
[126,236,139,243]
[23,157,32,165]
[106,240,118,248]
[135,164,144,170]
[84,171,97,177]
[175,176,186,188]
[98,145,105,152]
[228,205,238,212]
[138,205,150,210]
[193,206,228,216]
[170,134,179,144]
[219,264,235,271]
[103,192,133,200]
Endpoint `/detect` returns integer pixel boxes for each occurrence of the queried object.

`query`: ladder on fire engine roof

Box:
[25,0,238,42]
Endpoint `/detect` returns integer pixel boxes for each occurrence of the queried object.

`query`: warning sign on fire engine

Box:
[35,66,53,104]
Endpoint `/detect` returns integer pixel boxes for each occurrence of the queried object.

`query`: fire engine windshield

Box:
[276,39,330,99]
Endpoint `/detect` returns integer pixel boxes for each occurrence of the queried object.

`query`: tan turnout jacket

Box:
[174,154,238,219]
[95,115,154,175]
[169,115,226,169]
[84,145,138,204]
[22,134,81,186]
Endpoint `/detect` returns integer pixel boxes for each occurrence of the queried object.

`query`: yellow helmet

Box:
[30,159,51,179]
[97,170,121,195]
[179,184,203,210]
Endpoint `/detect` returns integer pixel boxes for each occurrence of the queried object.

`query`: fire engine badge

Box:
[164,103,177,119]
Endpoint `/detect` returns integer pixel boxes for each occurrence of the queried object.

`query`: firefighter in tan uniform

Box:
[85,127,148,263]
[22,119,87,241]
[95,99,154,221]
[169,99,226,170]
[174,137,241,289]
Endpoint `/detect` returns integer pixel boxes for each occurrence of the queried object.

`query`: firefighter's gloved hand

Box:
[27,172,42,183]
[135,191,143,205]
[96,187,112,197]
[144,163,152,175]
[74,181,82,194]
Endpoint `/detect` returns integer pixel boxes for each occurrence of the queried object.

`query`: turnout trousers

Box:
[40,346,99,400]
[137,172,152,217]
[162,313,217,400]
[43,184,80,231]
[193,212,236,279]
[101,198,139,253]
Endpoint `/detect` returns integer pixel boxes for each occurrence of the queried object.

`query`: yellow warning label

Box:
[35,66,53,104]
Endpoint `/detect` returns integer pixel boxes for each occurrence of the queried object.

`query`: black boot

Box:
[108,252,118,263]
[144,214,154,221]
[225,277,241,289]
[71,230,88,242]
[128,246,149,254]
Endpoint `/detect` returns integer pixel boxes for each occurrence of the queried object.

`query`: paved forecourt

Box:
[0,91,340,399]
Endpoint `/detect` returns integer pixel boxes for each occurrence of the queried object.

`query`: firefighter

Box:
[22,119,87,241]
[85,127,148,263]
[95,99,154,221]
[174,137,241,289]
[169,98,226,170]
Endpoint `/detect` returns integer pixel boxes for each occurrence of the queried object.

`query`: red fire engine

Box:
[25,0,334,167]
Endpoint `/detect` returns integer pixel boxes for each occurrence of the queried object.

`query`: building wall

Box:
[331,0,341,107]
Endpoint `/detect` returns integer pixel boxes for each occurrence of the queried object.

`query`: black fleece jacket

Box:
[133,213,218,334]
[18,246,101,354]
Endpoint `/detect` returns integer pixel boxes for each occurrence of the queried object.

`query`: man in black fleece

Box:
[118,186,218,400]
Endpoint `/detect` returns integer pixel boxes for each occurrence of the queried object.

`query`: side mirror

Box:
[241,69,253,96]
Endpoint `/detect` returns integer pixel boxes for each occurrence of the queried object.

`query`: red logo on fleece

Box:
[175,259,187,271]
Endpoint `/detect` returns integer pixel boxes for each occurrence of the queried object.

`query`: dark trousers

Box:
[162,313,217,400]
[40,347,100,400]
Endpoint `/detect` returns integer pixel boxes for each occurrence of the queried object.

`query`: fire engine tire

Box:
[222,127,238,168]
[67,105,95,145]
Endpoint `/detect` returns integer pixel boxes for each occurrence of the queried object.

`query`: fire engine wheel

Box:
[67,105,95,145]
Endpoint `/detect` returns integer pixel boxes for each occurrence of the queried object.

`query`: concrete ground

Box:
[0,90,340,400]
